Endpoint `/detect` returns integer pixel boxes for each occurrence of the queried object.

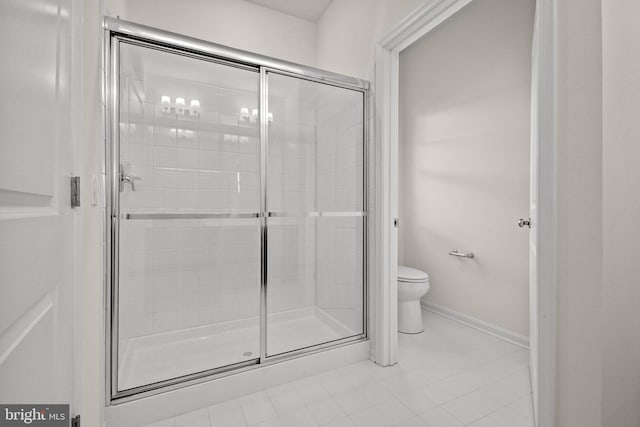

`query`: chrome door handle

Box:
[120,164,141,192]
[518,218,531,228]
[122,174,141,191]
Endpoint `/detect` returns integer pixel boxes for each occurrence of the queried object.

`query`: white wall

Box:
[81,0,105,424]
[107,0,318,67]
[555,0,604,424]
[316,0,426,78]
[398,0,533,337]
[601,1,640,425]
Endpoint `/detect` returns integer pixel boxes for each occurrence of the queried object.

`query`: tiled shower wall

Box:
[315,89,365,333]
[117,66,366,343]
[118,69,262,342]
[266,76,318,315]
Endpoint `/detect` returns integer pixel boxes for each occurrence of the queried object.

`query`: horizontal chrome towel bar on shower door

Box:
[121,211,367,220]
[122,212,261,220]
[267,211,367,218]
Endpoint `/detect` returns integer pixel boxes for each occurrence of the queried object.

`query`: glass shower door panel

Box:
[116,42,261,391]
[266,72,365,356]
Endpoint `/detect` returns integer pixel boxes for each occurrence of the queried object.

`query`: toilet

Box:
[398,265,430,333]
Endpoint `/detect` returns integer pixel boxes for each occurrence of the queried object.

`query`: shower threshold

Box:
[117,307,356,391]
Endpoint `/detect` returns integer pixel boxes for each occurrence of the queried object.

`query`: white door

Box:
[529,4,540,421]
[0,0,78,411]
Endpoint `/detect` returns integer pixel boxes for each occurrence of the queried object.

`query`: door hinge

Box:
[71,415,80,427]
[71,176,80,208]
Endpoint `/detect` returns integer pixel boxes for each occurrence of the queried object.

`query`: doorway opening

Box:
[375,0,557,425]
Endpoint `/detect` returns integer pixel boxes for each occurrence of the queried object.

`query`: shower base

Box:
[118,307,355,391]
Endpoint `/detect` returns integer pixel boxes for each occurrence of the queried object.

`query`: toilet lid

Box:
[398,265,428,282]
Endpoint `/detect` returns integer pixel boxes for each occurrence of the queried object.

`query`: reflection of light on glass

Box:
[237,171,240,193]
[161,95,171,113]
[185,130,194,137]
[250,109,259,123]
[175,97,185,114]
[267,112,274,124]
[190,99,200,117]
[240,107,250,121]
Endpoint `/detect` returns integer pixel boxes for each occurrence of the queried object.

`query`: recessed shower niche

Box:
[106,20,369,400]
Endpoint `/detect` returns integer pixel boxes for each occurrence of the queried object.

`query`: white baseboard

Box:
[421,302,530,349]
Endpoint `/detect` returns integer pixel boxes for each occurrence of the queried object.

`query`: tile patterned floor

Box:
[144,311,534,427]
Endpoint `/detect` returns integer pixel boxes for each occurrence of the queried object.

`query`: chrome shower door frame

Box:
[105,17,370,404]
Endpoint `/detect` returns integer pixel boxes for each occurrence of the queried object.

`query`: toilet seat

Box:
[398,265,428,282]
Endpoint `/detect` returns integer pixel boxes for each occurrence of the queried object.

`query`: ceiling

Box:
[245,0,334,22]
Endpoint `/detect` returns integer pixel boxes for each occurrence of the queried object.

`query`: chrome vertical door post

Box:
[259,68,269,363]
[107,35,121,399]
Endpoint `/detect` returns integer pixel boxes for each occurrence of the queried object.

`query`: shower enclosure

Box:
[106,19,368,401]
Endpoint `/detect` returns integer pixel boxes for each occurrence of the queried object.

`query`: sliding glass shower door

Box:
[265,73,366,356]
[109,27,368,399]
[115,42,262,391]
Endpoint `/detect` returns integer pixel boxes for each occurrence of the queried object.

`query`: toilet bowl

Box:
[398,265,430,334]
